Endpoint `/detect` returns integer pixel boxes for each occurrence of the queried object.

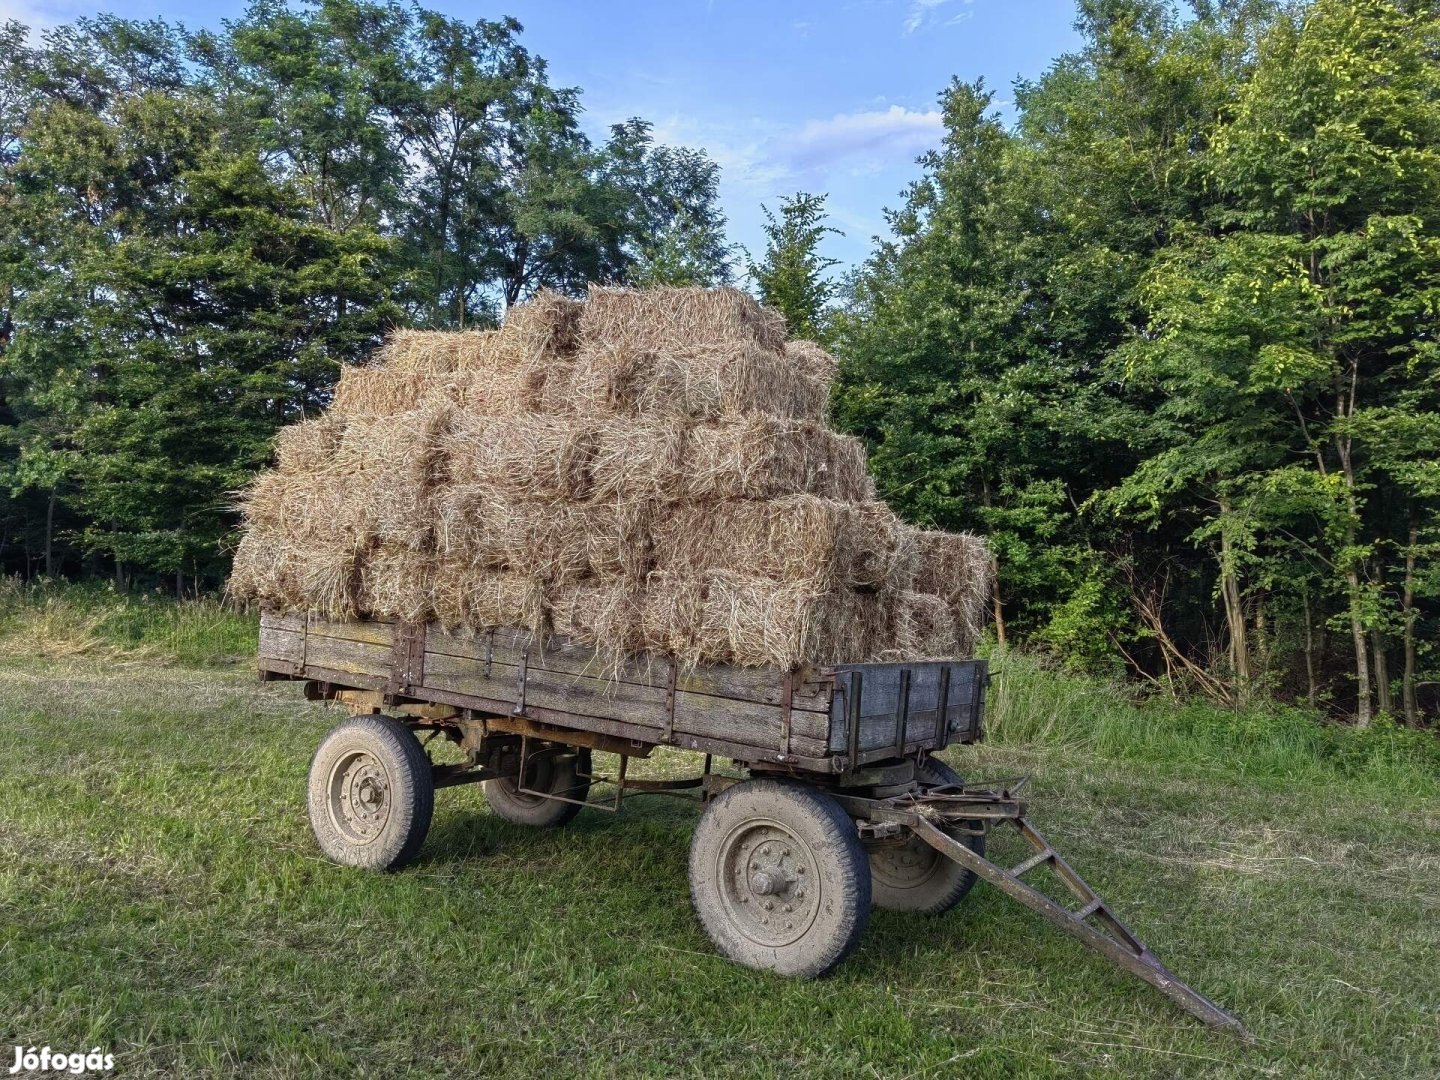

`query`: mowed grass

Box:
[0,611,1437,1076]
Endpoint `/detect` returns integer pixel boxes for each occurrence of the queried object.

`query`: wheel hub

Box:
[327,750,392,844]
[718,822,820,948]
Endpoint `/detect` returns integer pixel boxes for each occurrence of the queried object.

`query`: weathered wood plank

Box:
[258,625,304,667]
[422,650,830,758]
[303,634,392,680]
[828,662,986,754]
[306,616,396,647]
[262,612,306,634]
[424,623,833,712]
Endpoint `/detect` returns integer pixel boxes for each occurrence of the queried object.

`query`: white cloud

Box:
[638,105,942,193]
[779,105,943,173]
[902,0,974,35]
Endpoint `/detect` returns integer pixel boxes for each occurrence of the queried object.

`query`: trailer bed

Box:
[258,613,986,772]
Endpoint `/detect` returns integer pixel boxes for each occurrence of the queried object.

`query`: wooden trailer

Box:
[260,612,1248,1036]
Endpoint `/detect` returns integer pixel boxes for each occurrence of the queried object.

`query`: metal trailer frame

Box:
[262,612,1249,1038]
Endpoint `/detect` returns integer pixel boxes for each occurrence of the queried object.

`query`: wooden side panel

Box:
[829,662,987,754]
[422,648,831,759]
[258,623,304,669]
[301,633,393,681]
[256,615,989,767]
[306,617,395,648]
[424,624,833,713]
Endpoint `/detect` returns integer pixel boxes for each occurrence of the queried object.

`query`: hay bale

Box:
[330,366,450,417]
[894,591,959,660]
[495,290,584,366]
[442,414,596,497]
[365,301,580,414]
[332,407,454,550]
[238,469,367,543]
[275,415,343,473]
[682,417,873,501]
[588,418,688,500]
[638,570,707,661]
[636,571,895,670]
[436,488,653,583]
[580,285,787,355]
[911,529,992,649]
[378,329,499,374]
[429,561,545,634]
[785,339,840,384]
[652,496,915,592]
[357,546,436,623]
[230,528,367,620]
[548,580,643,652]
[228,529,292,610]
[570,341,826,421]
[697,572,890,669]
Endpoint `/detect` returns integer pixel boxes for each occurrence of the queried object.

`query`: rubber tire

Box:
[483,746,592,828]
[689,778,871,978]
[307,714,434,871]
[868,757,985,915]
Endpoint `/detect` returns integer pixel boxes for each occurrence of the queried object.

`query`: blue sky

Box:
[2,0,1083,273]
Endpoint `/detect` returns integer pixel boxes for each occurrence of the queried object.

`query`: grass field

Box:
[0,588,1437,1077]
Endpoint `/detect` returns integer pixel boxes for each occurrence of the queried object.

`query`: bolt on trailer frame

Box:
[261,612,1248,1037]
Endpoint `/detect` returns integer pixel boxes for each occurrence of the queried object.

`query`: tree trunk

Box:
[1372,629,1392,718]
[1301,591,1318,706]
[1346,566,1373,726]
[44,486,56,578]
[992,577,1006,647]
[1401,513,1419,725]
[1334,430,1372,726]
[1217,506,1249,692]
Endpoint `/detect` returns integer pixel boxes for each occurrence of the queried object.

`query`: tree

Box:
[1118,0,1440,722]
[749,192,840,341]
[0,17,398,586]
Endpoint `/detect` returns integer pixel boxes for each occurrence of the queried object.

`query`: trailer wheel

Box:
[307,714,434,871]
[483,745,592,828]
[869,757,984,915]
[689,778,870,978]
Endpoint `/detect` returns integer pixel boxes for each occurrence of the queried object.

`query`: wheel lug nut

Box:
[783,904,792,913]
[764,901,774,911]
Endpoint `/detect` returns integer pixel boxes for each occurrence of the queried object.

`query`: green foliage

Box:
[748,192,840,341]
[0,2,730,587]
[835,0,1439,720]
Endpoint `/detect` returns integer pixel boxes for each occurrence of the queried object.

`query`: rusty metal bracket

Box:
[845,669,864,770]
[663,656,678,741]
[388,620,426,699]
[933,665,951,749]
[780,671,794,756]
[484,628,494,678]
[891,667,911,757]
[513,646,529,716]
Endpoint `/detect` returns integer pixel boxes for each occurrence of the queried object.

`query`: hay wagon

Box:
[260,612,1247,1036]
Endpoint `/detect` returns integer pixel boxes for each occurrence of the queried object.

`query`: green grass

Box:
[0,613,1436,1076]
[0,579,257,667]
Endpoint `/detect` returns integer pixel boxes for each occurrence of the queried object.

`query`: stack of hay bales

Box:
[231,286,992,670]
